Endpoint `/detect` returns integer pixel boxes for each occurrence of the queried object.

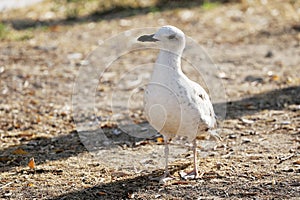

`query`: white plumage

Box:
[138,25,218,183]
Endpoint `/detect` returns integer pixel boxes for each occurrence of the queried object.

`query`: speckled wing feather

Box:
[188,80,216,129]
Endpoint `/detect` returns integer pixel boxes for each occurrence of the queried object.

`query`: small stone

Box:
[228,134,237,139]
[281,121,291,125]
[293,160,300,165]
[282,168,294,172]
[240,118,254,124]
[119,19,132,27]
[4,192,12,197]
[127,191,135,199]
[112,129,122,135]
[242,138,251,144]
[0,66,5,73]
[216,162,223,170]
[265,50,273,58]
[287,104,300,111]
[67,53,82,60]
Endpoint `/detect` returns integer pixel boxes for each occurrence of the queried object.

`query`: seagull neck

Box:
[156,50,182,71]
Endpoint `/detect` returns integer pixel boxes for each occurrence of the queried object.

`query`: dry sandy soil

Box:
[1,0,300,199]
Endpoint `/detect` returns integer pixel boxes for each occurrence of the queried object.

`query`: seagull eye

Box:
[168,34,176,39]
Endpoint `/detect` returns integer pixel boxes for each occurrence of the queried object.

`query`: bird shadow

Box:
[0,130,86,173]
[216,85,300,119]
[48,163,192,200]
[0,127,148,173]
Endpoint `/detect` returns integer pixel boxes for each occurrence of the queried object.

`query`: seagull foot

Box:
[159,175,174,184]
[179,170,202,180]
[150,172,175,184]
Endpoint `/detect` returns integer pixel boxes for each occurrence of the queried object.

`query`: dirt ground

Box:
[1,0,300,199]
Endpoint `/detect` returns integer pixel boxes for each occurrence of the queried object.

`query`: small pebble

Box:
[228,134,237,139]
[242,138,252,144]
[265,50,273,58]
[282,168,294,172]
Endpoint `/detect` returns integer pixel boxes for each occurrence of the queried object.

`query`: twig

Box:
[0,181,14,189]
[278,154,295,164]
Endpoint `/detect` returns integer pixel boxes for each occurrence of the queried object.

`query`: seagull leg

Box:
[164,139,170,176]
[192,138,199,178]
[149,137,174,183]
[180,139,199,180]
[159,138,174,183]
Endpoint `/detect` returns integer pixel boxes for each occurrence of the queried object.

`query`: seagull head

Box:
[138,25,186,55]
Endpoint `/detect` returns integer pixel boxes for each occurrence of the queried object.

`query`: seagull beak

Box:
[137,34,159,42]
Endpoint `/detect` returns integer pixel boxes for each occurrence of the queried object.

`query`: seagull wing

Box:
[188,80,216,129]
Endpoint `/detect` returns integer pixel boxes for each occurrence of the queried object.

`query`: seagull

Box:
[137,25,219,183]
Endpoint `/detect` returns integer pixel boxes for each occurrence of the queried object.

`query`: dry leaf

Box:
[18,132,34,137]
[27,183,34,187]
[0,156,11,162]
[49,25,60,32]
[97,191,106,196]
[196,135,207,140]
[270,75,280,81]
[12,148,28,155]
[28,157,35,169]
[54,148,64,153]
[100,121,117,128]
[173,180,190,185]
[26,90,35,95]
[36,116,41,123]
[156,137,164,143]
[127,191,135,199]
[293,160,300,165]
[29,99,38,105]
